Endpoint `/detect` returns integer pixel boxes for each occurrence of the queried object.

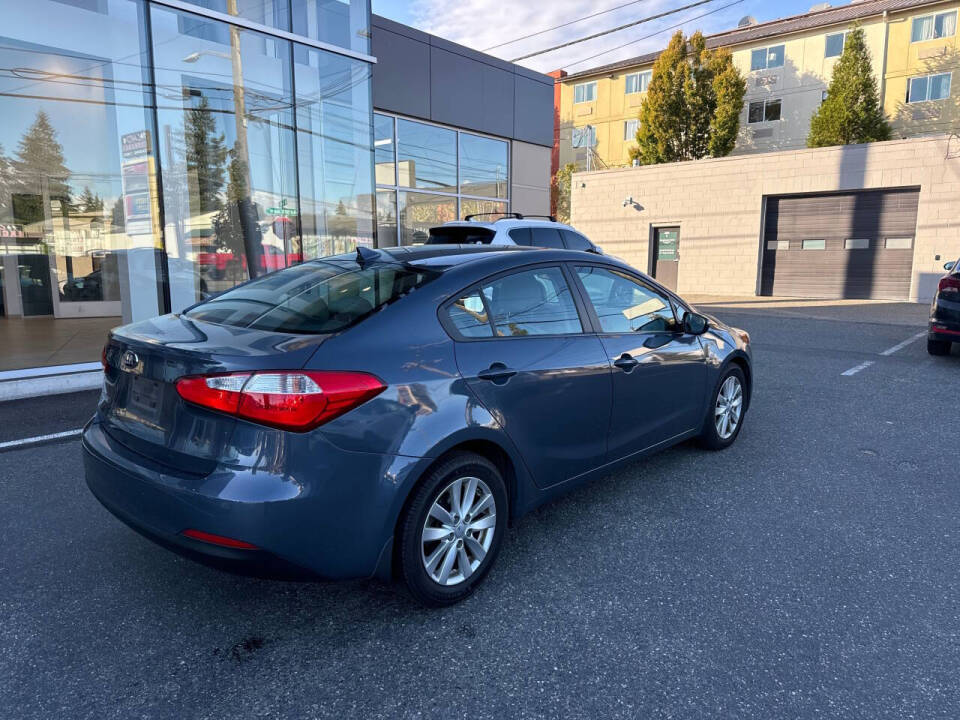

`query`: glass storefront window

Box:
[294,47,375,258]
[397,119,457,193]
[376,190,398,247]
[459,134,508,199]
[460,199,508,220]
[0,0,163,369]
[151,4,300,310]
[399,192,455,245]
[291,0,371,55]
[177,0,292,32]
[374,113,396,186]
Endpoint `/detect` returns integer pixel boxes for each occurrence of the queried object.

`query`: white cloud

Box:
[408,0,756,73]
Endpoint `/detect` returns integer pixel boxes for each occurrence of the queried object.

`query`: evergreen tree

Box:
[808,26,891,147]
[0,143,13,218]
[550,163,577,224]
[13,111,72,218]
[75,186,104,214]
[630,32,746,165]
[183,98,228,214]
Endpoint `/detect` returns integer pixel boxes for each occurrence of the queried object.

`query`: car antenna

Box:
[356,245,381,266]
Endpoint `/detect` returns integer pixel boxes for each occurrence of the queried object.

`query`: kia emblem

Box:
[120,350,139,371]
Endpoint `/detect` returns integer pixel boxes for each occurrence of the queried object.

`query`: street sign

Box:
[266,206,298,216]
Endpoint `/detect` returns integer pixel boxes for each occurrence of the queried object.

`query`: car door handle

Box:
[613,354,639,372]
[477,363,517,383]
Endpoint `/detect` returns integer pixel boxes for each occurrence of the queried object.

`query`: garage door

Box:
[760,189,919,300]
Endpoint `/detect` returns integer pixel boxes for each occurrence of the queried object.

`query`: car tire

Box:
[928,338,951,356]
[698,365,747,451]
[398,452,507,607]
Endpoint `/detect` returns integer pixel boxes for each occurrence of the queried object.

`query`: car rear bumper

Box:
[82,419,426,580]
[930,296,960,341]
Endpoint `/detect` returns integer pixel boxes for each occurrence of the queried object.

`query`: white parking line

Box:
[0,429,82,452]
[879,331,927,356]
[841,361,875,377]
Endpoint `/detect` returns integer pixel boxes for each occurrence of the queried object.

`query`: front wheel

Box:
[699,366,746,451]
[928,338,952,356]
[398,452,507,607]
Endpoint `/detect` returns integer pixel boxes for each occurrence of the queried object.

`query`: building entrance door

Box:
[653,227,680,291]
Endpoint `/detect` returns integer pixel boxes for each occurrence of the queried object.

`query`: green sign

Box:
[266,206,299,216]
[657,232,678,261]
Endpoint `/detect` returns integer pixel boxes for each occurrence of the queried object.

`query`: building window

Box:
[574,81,597,103]
[624,118,639,140]
[748,99,782,123]
[802,239,826,250]
[751,44,785,71]
[907,72,952,102]
[375,113,510,246]
[825,32,847,58]
[625,71,651,94]
[767,240,789,250]
[885,237,913,249]
[844,238,870,250]
[911,10,957,42]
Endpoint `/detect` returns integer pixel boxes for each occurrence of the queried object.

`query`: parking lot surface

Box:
[2,300,958,719]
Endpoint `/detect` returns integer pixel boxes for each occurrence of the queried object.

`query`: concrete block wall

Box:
[570,134,960,302]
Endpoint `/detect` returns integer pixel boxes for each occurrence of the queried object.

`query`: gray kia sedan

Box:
[83,245,752,606]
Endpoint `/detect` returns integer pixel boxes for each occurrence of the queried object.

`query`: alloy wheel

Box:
[421,476,497,586]
[714,375,743,440]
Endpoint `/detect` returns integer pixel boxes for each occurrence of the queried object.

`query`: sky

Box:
[372,0,854,73]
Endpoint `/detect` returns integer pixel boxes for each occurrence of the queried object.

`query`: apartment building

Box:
[554,0,960,173]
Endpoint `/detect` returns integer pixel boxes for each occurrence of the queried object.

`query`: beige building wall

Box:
[732,20,888,154]
[570,134,960,303]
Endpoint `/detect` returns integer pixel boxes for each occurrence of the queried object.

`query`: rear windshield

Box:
[184,258,438,334]
[427,226,495,245]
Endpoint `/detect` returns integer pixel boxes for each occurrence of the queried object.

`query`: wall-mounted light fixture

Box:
[623,196,642,211]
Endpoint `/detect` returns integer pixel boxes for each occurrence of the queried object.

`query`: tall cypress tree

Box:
[0,143,13,218]
[183,97,228,214]
[808,25,891,147]
[631,31,746,165]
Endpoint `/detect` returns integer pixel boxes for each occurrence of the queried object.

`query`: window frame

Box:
[574,81,597,104]
[568,262,682,337]
[825,31,847,58]
[911,10,958,43]
[751,44,785,71]
[844,238,871,250]
[624,70,652,94]
[624,118,640,140]
[907,72,952,103]
[438,263,592,342]
[802,239,826,250]
[748,98,783,124]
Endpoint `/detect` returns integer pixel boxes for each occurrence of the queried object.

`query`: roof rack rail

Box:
[521,214,558,222]
[463,212,524,222]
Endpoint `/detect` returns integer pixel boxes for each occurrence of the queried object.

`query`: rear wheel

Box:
[699,366,746,451]
[398,452,507,607]
[928,338,952,356]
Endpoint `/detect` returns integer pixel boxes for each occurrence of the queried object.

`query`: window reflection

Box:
[291,0,371,55]
[294,47,374,258]
[459,133,508,199]
[397,119,457,193]
[152,5,299,310]
[0,0,163,368]
[177,0,292,33]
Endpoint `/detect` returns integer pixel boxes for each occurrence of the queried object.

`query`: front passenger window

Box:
[575,266,678,333]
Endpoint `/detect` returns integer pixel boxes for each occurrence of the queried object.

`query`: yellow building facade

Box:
[556,0,960,172]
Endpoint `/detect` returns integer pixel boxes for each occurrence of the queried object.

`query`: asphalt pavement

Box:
[2,300,958,719]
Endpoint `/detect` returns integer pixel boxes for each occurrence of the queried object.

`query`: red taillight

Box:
[939,276,960,295]
[181,529,258,550]
[101,345,109,371]
[175,371,385,431]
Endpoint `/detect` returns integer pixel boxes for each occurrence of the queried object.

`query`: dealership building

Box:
[0,0,553,399]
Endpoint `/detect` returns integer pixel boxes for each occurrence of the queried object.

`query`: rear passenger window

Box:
[508,228,532,246]
[529,228,564,249]
[446,290,494,338]
[562,230,593,251]
[482,267,582,336]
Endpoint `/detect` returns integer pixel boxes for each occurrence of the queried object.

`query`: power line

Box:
[510,0,720,61]
[564,0,746,69]
[482,0,656,52]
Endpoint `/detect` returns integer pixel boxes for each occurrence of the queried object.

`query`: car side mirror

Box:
[946,261,956,271]
[683,312,709,335]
